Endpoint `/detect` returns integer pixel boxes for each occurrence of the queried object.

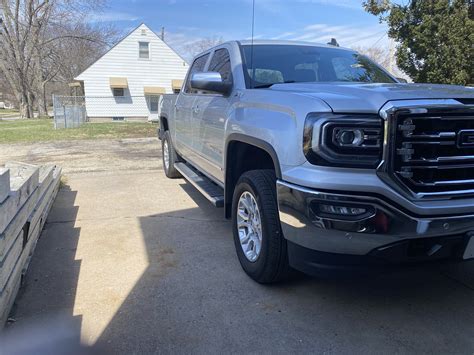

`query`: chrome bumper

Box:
[277,180,474,258]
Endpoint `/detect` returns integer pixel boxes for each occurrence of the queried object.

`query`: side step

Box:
[174,162,224,207]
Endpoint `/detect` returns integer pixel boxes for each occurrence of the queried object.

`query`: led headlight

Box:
[303,113,383,168]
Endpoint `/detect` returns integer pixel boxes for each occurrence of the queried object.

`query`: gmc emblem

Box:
[458,130,474,148]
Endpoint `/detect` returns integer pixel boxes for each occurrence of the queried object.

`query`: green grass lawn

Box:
[0,119,157,144]
[0,109,20,117]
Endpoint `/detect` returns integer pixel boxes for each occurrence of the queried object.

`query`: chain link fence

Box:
[52,95,161,128]
[53,95,87,129]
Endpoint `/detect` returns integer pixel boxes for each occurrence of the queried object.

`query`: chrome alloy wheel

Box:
[237,191,263,262]
[163,139,170,170]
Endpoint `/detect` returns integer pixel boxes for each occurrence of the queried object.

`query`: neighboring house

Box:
[0,92,14,109]
[74,23,189,122]
[0,102,12,109]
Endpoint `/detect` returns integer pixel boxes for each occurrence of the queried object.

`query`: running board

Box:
[174,162,224,207]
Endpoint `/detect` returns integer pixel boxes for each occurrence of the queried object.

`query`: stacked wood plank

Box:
[0,162,61,327]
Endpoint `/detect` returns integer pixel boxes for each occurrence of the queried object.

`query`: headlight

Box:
[303,113,383,168]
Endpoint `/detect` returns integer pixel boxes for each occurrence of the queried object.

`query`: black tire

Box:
[162,131,182,179]
[232,170,290,283]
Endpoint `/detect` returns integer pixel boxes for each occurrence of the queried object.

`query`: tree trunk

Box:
[19,95,30,119]
[27,92,35,118]
[42,83,48,116]
[36,84,48,118]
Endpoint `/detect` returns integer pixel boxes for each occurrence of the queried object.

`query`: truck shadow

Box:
[94,181,474,353]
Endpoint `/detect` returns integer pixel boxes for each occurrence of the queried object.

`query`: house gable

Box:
[74,23,189,119]
[75,23,188,97]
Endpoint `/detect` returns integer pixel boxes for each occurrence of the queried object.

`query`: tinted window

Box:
[208,49,233,85]
[242,45,395,88]
[184,54,210,94]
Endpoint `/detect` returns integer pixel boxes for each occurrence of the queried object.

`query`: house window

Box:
[139,42,150,59]
[148,96,159,112]
[113,88,124,97]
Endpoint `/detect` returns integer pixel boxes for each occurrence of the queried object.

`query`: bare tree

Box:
[352,45,391,69]
[352,44,409,80]
[184,36,224,59]
[0,0,53,117]
[0,0,112,118]
[33,20,117,115]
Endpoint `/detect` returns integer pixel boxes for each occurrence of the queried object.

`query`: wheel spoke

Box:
[237,207,249,221]
[240,197,252,214]
[237,220,252,229]
[163,141,170,169]
[239,229,251,244]
[236,191,263,263]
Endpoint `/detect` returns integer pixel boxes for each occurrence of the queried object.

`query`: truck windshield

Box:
[241,44,396,88]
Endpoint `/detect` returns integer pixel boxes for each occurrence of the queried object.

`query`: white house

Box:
[74,23,189,121]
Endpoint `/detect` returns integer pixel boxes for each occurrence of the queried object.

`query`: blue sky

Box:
[95,0,390,59]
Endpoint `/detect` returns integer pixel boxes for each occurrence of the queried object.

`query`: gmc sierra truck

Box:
[159,40,474,283]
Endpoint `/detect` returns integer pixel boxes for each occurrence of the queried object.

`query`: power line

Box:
[347,30,386,47]
[371,32,387,47]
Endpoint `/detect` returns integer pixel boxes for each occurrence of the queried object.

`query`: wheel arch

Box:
[158,115,169,140]
[224,134,282,218]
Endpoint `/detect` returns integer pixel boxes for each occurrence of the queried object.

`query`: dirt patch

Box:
[0,138,162,176]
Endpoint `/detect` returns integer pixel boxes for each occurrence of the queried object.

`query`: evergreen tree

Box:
[364,0,473,85]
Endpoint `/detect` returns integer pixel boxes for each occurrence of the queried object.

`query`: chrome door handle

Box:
[175,104,183,111]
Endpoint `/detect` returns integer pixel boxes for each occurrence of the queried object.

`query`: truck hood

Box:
[269,82,474,113]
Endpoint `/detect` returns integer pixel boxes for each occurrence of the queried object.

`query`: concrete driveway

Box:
[1,138,473,354]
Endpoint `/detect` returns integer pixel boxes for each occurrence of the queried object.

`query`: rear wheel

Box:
[232,170,289,283]
[162,131,182,179]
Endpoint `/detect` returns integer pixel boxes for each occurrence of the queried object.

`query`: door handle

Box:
[193,106,200,114]
[175,104,183,111]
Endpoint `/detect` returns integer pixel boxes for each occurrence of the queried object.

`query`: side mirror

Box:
[396,77,408,83]
[190,72,232,96]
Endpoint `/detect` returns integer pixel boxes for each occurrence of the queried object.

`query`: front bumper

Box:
[277,180,474,273]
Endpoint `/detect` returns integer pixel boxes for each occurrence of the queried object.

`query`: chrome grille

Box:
[393,110,474,194]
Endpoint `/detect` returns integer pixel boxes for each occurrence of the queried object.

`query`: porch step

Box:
[174,162,224,208]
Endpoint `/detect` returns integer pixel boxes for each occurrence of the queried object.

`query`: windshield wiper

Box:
[253,80,296,89]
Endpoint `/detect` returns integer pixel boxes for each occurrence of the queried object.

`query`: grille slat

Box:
[404,155,474,164]
[393,110,474,194]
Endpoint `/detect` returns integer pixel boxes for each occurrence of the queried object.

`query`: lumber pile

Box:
[0,162,61,328]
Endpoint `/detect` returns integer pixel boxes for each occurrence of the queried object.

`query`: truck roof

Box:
[235,39,354,52]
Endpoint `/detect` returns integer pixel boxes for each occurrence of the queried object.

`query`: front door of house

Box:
[147,95,160,122]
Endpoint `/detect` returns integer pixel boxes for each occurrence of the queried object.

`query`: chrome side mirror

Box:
[190,72,232,96]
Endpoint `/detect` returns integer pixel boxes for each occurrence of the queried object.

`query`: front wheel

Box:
[161,131,182,179]
[232,170,290,283]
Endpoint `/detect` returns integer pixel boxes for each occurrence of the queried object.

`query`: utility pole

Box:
[161,27,165,41]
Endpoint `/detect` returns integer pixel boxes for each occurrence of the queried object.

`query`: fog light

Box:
[319,204,367,216]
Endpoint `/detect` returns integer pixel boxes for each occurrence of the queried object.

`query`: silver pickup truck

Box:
[159,40,474,283]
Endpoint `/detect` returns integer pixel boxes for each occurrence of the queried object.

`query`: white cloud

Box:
[271,31,297,40]
[273,22,389,48]
[88,12,140,23]
[164,31,209,62]
[295,0,365,10]
[251,0,365,11]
